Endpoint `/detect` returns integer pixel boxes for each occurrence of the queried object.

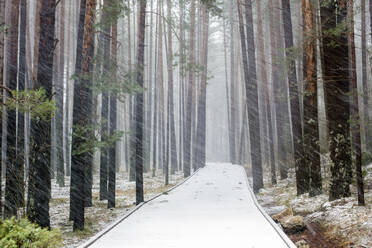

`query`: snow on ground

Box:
[256,163,372,248]
[87,163,295,248]
[50,170,184,248]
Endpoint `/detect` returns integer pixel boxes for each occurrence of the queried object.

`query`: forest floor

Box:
[50,170,184,248]
[252,160,372,248]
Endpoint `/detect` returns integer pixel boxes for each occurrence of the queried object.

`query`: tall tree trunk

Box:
[17,0,26,207]
[361,0,370,156]
[28,0,56,228]
[348,0,365,206]
[152,0,160,177]
[135,0,146,205]
[282,0,307,194]
[145,0,153,173]
[56,0,66,187]
[184,0,196,177]
[65,0,73,177]
[242,0,263,192]
[257,0,276,185]
[228,1,236,164]
[71,0,96,231]
[99,0,111,200]
[167,0,178,176]
[321,0,352,201]
[108,6,118,209]
[157,0,165,183]
[0,0,5,218]
[4,0,20,218]
[179,0,185,172]
[69,0,86,221]
[303,0,321,197]
[195,3,209,170]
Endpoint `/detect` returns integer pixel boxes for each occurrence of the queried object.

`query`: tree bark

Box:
[135,0,146,205]
[4,0,20,218]
[28,0,56,228]
[99,0,111,200]
[69,0,86,221]
[348,0,365,206]
[242,0,263,192]
[321,0,352,201]
[71,0,96,231]
[303,0,321,197]
[56,0,66,187]
[282,0,307,194]
[184,0,196,177]
[257,0,276,185]
[108,5,118,209]
[361,0,370,155]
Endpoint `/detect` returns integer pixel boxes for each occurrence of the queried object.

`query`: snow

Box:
[50,170,184,247]
[84,163,295,248]
[256,162,372,248]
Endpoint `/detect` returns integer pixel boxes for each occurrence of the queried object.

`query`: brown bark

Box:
[303,0,321,197]
[71,0,96,231]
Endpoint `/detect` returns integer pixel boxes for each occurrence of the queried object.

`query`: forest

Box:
[0,0,371,247]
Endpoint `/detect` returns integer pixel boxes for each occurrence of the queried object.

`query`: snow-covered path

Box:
[85,163,295,248]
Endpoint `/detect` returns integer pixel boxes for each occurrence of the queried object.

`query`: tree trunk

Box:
[99,0,111,200]
[0,0,5,218]
[4,0,20,218]
[282,0,307,194]
[64,0,73,177]
[228,1,236,164]
[303,0,321,197]
[28,0,56,228]
[135,0,146,205]
[108,6,118,209]
[56,0,66,187]
[242,0,263,192]
[71,0,96,231]
[348,0,365,206]
[361,0,370,156]
[69,0,86,222]
[257,0,276,185]
[184,0,196,177]
[195,3,209,170]
[167,0,178,177]
[321,0,352,201]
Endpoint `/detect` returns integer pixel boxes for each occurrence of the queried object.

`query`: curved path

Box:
[83,163,296,248]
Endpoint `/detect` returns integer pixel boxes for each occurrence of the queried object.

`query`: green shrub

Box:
[0,218,62,248]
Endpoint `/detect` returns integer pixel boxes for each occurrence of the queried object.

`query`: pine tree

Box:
[257,0,276,185]
[4,0,20,218]
[71,0,96,231]
[69,0,86,222]
[28,0,57,228]
[321,0,352,201]
[348,0,365,206]
[135,0,147,205]
[108,0,118,208]
[303,0,321,197]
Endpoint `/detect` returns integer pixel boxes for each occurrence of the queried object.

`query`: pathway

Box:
[83,163,296,248]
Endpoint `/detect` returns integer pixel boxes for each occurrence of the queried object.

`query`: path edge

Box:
[78,168,202,248]
[240,165,297,248]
